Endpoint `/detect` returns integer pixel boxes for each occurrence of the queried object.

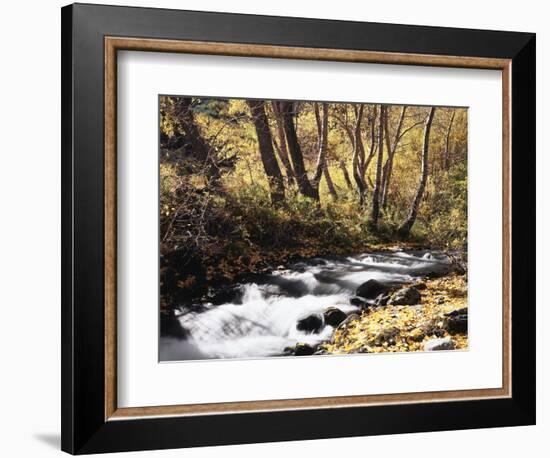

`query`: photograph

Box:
[159,96,469,361]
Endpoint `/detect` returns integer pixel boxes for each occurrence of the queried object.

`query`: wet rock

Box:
[444,309,468,334]
[269,276,309,297]
[296,314,324,334]
[294,343,316,356]
[374,293,391,307]
[283,345,296,354]
[446,307,468,317]
[423,337,456,351]
[424,270,446,279]
[323,307,347,327]
[414,282,427,290]
[356,279,390,299]
[283,346,295,356]
[349,296,369,308]
[389,287,421,305]
[292,262,308,273]
[314,271,338,284]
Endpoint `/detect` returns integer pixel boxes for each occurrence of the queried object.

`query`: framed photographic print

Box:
[61,3,536,454]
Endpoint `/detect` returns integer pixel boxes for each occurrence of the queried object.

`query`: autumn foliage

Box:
[159,96,467,307]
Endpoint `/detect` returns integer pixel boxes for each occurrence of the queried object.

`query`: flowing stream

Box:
[160,250,452,361]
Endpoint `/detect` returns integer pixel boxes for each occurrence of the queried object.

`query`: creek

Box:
[160,250,452,361]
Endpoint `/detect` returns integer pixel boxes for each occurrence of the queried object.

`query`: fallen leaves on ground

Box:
[321,274,468,354]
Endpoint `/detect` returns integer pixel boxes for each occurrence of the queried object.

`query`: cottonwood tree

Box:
[443,110,456,170]
[347,105,377,206]
[381,108,428,208]
[270,102,296,185]
[339,160,354,190]
[332,106,355,191]
[246,100,285,204]
[173,97,221,183]
[398,106,437,237]
[362,106,378,190]
[278,101,319,200]
[351,105,366,204]
[370,105,386,228]
[381,106,406,209]
[312,102,337,199]
[334,104,376,201]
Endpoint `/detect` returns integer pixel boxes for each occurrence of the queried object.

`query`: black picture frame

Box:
[61,3,536,454]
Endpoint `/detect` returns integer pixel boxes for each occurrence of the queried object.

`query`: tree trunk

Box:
[278,101,319,200]
[443,110,456,170]
[312,103,338,200]
[352,105,367,205]
[323,165,338,199]
[361,106,378,186]
[398,107,437,237]
[175,97,219,181]
[270,102,296,185]
[370,105,385,228]
[339,160,353,190]
[381,106,407,209]
[246,100,285,204]
[312,103,330,188]
[312,103,337,199]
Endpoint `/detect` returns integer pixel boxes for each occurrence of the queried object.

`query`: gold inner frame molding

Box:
[104,36,512,421]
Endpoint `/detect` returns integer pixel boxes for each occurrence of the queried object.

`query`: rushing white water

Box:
[160,250,452,361]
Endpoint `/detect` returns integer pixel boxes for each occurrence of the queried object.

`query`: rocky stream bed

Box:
[160,249,468,361]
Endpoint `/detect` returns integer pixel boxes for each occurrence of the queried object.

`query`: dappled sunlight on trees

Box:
[159,96,467,307]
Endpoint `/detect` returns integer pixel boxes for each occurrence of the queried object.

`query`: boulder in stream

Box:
[389,287,421,305]
[374,293,391,307]
[323,307,347,327]
[294,343,316,356]
[349,295,369,308]
[356,279,390,299]
[206,284,243,305]
[296,313,324,333]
